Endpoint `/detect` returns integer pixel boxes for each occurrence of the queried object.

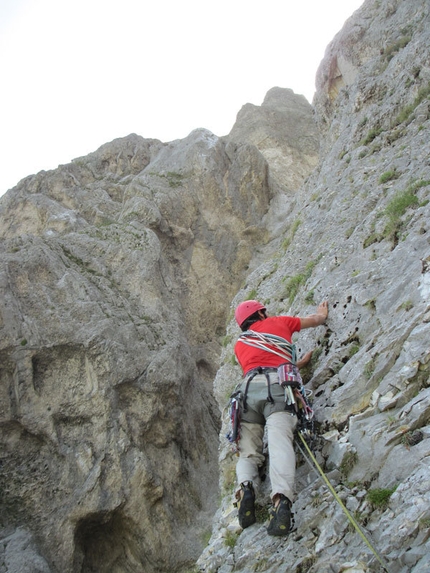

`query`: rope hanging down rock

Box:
[296,432,390,573]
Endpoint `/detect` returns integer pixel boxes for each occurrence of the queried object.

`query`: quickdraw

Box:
[226,391,241,452]
[294,385,315,434]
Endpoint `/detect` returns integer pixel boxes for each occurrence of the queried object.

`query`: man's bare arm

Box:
[300,301,328,329]
[297,350,313,369]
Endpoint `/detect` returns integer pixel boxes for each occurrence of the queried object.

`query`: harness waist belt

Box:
[242,365,298,414]
[242,367,280,410]
[245,367,277,378]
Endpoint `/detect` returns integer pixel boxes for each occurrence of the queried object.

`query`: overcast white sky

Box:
[0,0,364,197]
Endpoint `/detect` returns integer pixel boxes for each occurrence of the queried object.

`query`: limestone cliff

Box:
[1,0,430,572]
[0,91,317,571]
[199,0,430,572]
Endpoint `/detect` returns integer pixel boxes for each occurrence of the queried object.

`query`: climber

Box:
[233,299,328,535]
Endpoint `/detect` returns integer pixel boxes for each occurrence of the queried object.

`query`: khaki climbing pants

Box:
[236,372,297,503]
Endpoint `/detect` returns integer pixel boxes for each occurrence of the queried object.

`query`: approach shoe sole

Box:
[267,499,291,536]
[238,489,256,529]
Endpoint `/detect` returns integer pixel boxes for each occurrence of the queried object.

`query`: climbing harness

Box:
[227,331,311,440]
[226,365,296,452]
[296,432,390,572]
[226,366,280,452]
[237,330,303,411]
[243,367,277,409]
[227,330,315,450]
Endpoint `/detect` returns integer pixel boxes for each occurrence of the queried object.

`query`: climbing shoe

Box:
[237,482,256,529]
[267,494,292,536]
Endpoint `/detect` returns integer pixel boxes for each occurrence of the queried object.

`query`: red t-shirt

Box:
[234,315,301,375]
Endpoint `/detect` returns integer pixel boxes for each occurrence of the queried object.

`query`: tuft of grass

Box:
[384,36,411,61]
[200,529,212,547]
[283,274,305,304]
[366,486,397,509]
[379,179,430,244]
[282,220,302,252]
[221,463,237,494]
[419,518,430,529]
[364,357,376,380]
[408,179,430,194]
[222,335,232,347]
[254,557,270,572]
[290,219,302,237]
[398,300,413,311]
[361,127,383,146]
[383,190,419,239]
[393,81,430,126]
[401,430,424,449]
[379,169,400,184]
[345,227,355,239]
[311,492,323,507]
[224,530,239,548]
[296,554,317,573]
[304,289,315,305]
[363,232,382,249]
[166,171,184,188]
[246,288,258,300]
[282,257,322,303]
[255,505,269,523]
[311,346,323,363]
[340,450,358,477]
[386,190,419,218]
[349,343,360,357]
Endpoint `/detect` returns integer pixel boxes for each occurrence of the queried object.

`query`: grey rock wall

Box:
[0,97,317,570]
[199,0,430,572]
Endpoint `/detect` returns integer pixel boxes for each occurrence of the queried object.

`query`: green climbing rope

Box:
[297,432,390,573]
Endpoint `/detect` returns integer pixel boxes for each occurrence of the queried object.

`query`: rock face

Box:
[228,87,320,194]
[198,0,430,572]
[1,0,430,572]
[0,96,318,571]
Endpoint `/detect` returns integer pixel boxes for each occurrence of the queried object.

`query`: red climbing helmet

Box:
[235,300,266,327]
